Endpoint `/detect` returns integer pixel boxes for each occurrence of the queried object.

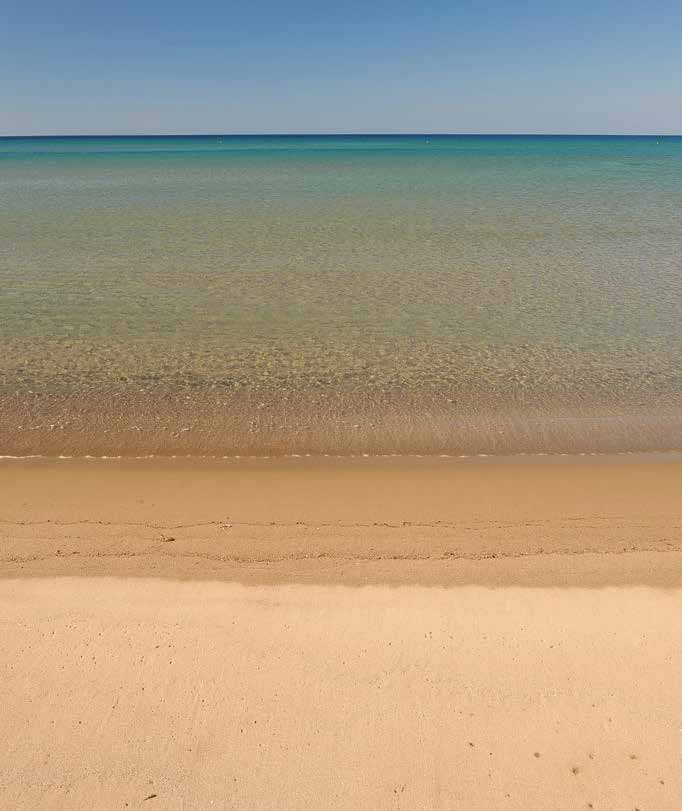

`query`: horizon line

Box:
[1,131,680,139]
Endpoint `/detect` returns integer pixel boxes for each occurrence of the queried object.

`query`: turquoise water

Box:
[1,135,681,455]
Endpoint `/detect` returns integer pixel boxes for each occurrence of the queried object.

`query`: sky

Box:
[3,0,682,135]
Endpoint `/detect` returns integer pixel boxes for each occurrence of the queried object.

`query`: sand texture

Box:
[1,455,681,809]
[2,578,681,810]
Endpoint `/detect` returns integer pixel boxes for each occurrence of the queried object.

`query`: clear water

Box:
[1,135,681,455]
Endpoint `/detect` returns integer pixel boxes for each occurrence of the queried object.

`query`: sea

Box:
[1,134,681,456]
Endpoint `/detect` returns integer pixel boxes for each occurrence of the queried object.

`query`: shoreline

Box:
[2,452,681,587]
[2,448,682,459]
[3,384,681,458]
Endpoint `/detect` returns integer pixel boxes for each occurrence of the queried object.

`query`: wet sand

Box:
[1,455,681,809]
[1,454,681,586]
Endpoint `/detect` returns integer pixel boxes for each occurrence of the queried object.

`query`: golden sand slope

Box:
[1,578,680,810]
[1,455,681,809]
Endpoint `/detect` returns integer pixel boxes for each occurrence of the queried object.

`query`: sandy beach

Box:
[1,454,681,809]
[4,9,682,807]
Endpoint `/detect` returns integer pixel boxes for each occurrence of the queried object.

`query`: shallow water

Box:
[1,134,681,455]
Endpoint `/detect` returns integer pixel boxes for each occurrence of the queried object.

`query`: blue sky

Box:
[3,0,681,135]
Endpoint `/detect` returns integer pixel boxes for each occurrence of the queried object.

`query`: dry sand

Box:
[2,578,681,810]
[1,454,681,809]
